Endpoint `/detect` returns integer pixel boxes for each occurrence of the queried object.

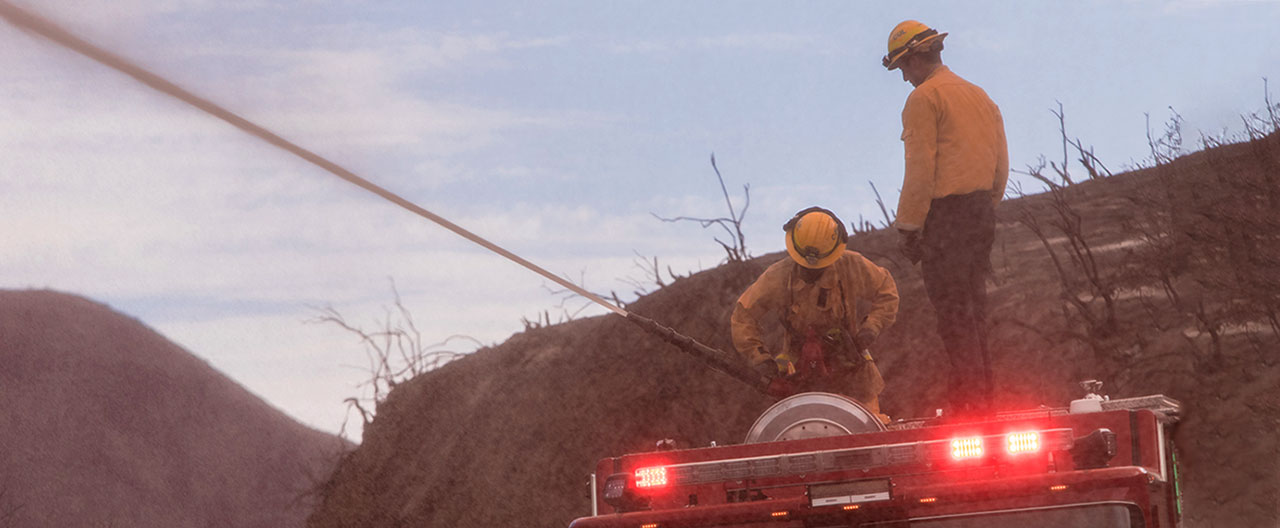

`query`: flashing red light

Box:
[634,466,668,488]
[919,497,938,504]
[950,437,984,460]
[770,511,789,519]
[1050,484,1069,492]
[1006,432,1041,455]
[843,504,861,511]
[641,524,660,528]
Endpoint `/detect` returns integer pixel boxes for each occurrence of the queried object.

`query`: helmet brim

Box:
[786,240,847,269]
[882,32,947,71]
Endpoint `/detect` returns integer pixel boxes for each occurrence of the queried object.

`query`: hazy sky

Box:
[3,0,1278,441]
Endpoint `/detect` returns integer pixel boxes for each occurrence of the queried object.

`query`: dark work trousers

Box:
[920,190,996,417]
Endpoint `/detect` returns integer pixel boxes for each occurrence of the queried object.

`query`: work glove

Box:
[774,357,797,377]
[898,229,923,264]
[754,358,797,398]
[753,357,796,379]
[853,329,878,352]
[853,329,877,363]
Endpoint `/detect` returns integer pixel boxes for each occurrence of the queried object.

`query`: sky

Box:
[2,0,1278,442]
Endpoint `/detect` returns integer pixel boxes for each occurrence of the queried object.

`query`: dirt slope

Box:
[307,132,1280,527]
[0,290,347,527]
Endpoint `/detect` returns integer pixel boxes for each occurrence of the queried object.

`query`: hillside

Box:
[0,290,347,527]
[306,130,1280,527]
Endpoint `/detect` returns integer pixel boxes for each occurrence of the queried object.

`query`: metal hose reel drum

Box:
[744,392,886,443]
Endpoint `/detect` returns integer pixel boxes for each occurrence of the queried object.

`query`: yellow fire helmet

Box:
[783,207,849,269]
[882,20,948,70]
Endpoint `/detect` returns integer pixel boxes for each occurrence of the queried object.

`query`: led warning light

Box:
[1006,432,1041,455]
[951,437,984,460]
[634,466,668,488]
[770,511,790,519]
[641,524,660,528]
[919,497,938,504]
[1050,484,1069,492]
[843,504,861,511]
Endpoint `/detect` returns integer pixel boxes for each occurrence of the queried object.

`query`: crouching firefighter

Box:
[731,207,900,417]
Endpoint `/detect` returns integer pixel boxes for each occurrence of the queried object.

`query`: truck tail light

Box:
[950,437,984,460]
[1006,432,1041,455]
[635,466,668,488]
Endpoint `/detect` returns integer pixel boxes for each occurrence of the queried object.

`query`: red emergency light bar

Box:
[1007,432,1041,455]
[626,428,1072,491]
[635,466,668,488]
[953,432,1044,460]
[950,437,984,460]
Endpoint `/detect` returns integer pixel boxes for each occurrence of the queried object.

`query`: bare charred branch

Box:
[311,280,472,428]
[653,153,751,263]
[870,181,894,228]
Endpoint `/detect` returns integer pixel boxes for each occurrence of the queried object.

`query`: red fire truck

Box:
[569,386,1182,528]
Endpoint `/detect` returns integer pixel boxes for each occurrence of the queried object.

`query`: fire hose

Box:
[0,1,771,394]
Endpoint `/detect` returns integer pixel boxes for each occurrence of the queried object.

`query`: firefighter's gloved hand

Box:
[853,329,878,351]
[775,357,796,377]
[753,358,796,398]
[754,357,796,379]
[898,229,923,264]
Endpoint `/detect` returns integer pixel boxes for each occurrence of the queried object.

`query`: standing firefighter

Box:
[732,207,899,417]
[884,20,1009,417]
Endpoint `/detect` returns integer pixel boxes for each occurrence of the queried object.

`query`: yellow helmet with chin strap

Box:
[783,207,848,269]
[882,20,948,70]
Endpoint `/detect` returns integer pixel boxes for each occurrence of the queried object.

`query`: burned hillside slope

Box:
[308,131,1279,527]
[0,290,346,528]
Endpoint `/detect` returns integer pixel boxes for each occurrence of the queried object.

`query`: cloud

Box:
[606,39,672,54]
[1156,0,1280,13]
[4,1,586,161]
[0,4,600,276]
[238,26,570,75]
[608,32,837,55]
[4,0,152,33]
[695,33,832,53]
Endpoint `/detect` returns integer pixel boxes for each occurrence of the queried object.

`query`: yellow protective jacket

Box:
[895,66,1009,231]
[731,251,899,368]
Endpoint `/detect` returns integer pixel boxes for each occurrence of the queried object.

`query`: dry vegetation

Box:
[652,153,752,264]
[311,281,474,436]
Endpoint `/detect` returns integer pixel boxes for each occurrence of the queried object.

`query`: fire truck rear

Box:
[569,388,1182,528]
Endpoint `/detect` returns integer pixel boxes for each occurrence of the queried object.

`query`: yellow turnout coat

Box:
[896,66,1009,231]
[731,251,899,412]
